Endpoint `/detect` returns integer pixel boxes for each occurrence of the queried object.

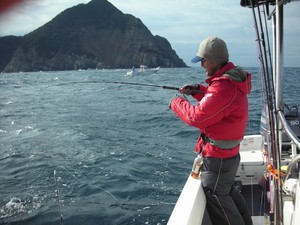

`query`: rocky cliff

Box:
[0,0,187,72]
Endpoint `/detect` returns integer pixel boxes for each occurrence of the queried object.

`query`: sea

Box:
[0,67,299,225]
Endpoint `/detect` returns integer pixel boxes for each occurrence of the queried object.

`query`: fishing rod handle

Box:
[162,86,180,90]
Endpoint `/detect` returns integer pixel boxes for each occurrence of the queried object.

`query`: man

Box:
[169,36,253,225]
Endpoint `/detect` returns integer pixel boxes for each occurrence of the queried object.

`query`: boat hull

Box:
[167,175,206,225]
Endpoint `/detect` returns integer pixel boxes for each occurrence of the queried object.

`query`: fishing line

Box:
[54,170,64,225]
[58,165,77,179]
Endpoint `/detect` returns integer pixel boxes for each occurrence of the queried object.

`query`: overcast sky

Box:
[0,0,299,67]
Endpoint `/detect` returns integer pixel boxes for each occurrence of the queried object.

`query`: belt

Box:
[201,133,242,149]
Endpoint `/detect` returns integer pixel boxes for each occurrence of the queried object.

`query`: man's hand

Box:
[179,84,200,95]
[169,94,189,109]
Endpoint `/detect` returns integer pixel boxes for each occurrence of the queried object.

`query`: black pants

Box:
[201,154,252,225]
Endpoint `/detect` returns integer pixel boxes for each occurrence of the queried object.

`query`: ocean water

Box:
[0,67,299,225]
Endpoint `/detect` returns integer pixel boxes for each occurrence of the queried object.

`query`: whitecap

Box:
[1,197,27,218]
[25,126,34,130]
[0,129,7,134]
[5,197,23,208]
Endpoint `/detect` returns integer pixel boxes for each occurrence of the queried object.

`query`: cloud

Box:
[0,0,90,36]
[0,0,299,66]
[108,0,260,66]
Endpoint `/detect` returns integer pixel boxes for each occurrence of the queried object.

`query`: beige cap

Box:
[191,36,229,64]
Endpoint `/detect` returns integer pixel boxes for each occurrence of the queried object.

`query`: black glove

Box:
[179,84,200,95]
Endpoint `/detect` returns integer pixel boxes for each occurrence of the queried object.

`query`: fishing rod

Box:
[57,81,178,91]
[104,81,180,91]
[58,81,203,94]
[105,81,205,95]
[251,0,282,223]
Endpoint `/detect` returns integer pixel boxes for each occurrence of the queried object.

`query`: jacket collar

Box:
[205,62,235,85]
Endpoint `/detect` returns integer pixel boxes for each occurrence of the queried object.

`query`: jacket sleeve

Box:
[192,84,207,101]
[170,80,236,130]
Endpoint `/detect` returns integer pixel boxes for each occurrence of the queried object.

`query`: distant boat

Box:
[126,65,160,76]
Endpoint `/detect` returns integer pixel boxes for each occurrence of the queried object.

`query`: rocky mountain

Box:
[0,0,187,72]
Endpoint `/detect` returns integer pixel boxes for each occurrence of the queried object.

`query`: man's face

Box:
[201,60,220,76]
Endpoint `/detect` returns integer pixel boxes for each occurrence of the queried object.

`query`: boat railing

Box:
[279,110,300,194]
[283,154,300,193]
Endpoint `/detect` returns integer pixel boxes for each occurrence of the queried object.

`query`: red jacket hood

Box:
[206,62,252,95]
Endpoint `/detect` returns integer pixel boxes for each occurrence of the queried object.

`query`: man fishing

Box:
[169,36,253,225]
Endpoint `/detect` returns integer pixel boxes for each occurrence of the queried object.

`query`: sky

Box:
[0,0,299,67]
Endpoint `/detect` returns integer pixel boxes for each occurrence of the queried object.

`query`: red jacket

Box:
[170,62,252,158]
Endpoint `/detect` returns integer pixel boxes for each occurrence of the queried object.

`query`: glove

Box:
[179,84,200,95]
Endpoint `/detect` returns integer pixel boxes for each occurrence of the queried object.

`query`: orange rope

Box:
[266,164,285,185]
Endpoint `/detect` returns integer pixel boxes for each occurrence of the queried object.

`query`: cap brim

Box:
[191,56,202,63]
